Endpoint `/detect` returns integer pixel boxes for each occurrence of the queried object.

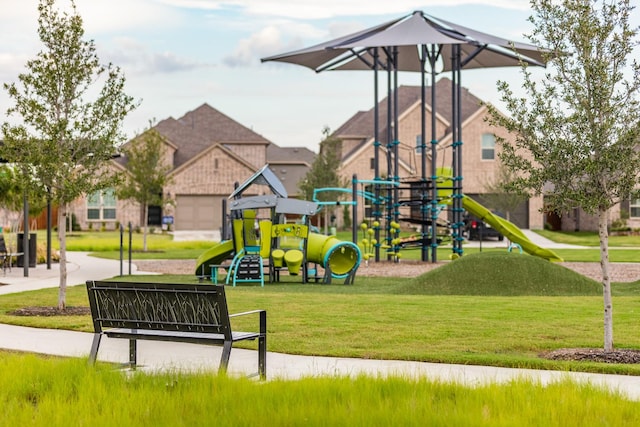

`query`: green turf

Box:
[397,252,602,295]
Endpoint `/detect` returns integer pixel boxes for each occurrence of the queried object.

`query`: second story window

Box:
[481,133,496,160]
[415,135,423,154]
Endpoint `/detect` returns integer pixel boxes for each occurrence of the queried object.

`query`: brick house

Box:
[68,104,315,232]
[332,77,544,230]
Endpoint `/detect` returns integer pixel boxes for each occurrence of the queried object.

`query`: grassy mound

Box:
[397,252,601,296]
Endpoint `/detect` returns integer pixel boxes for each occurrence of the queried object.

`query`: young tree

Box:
[1,0,137,309]
[117,126,173,251]
[486,0,640,351]
[481,162,528,223]
[299,127,346,232]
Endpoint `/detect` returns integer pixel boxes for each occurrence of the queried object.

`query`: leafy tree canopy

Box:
[299,126,346,202]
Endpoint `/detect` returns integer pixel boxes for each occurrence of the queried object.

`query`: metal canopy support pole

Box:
[392,47,400,258]
[385,48,393,256]
[450,51,458,257]
[420,44,428,262]
[429,45,439,263]
[373,48,381,262]
[451,44,463,257]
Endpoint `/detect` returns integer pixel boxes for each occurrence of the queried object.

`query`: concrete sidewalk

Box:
[1,252,639,401]
[0,252,148,295]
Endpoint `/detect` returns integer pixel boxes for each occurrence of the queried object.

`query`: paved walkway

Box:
[1,250,640,400]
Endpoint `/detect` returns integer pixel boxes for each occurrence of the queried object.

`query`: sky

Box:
[0,0,638,151]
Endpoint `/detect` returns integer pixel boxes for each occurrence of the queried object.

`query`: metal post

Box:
[22,189,28,277]
[221,198,228,241]
[128,222,132,275]
[420,44,428,263]
[430,45,439,263]
[119,223,124,276]
[46,199,51,269]
[352,174,358,244]
[373,48,381,262]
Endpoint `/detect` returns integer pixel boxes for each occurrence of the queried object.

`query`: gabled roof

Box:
[266,144,315,165]
[178,104,270,145]
[333,77,482,156]
[154,103,271,170]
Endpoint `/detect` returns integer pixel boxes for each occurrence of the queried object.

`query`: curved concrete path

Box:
[0,252,639,401]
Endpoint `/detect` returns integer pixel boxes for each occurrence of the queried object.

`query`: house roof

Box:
[333,77,482,156]
[266,144,315,165]
[155,103,271,170]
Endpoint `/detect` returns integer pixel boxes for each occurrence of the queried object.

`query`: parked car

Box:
[463,213,504,241]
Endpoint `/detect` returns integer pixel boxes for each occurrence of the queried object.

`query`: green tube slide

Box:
[461,196,563,262]
[306,233,362,278]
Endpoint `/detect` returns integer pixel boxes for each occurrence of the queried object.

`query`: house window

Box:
[630,199,640,217]
[415,135,423,154]
[481,133,496,160]
[370,158,375,169]
[87,189,116,221]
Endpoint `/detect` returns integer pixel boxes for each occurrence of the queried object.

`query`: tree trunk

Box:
[57,204,68,310]
[598,207,613,352]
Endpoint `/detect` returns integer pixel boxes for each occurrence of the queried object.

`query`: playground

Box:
[193,163,564,286]
[195,165,362,285]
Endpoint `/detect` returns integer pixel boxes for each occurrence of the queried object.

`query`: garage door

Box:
[175,195,224,230]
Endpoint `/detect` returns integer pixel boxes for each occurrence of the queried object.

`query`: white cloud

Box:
[159,0,531,19]
[104,37,214,75]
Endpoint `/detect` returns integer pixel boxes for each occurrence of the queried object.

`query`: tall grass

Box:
[0,353,638,426]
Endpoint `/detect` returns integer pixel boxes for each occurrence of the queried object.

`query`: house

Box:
[68,104,315,232]
[331,77,544,230]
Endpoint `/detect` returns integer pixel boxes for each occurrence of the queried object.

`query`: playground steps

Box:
[234,255,264,282]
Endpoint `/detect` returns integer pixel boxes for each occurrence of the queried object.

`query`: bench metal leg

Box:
[88,333,102,364]
[220,341,232,373]
[129,339,137,369]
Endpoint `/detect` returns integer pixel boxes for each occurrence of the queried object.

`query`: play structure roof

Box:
[229,195,319,216]
[229,164,288,199]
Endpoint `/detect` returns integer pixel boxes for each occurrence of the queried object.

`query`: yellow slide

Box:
[462,196,563,262]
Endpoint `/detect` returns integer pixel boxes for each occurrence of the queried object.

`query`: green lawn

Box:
[2,252,640,376]
[536,229,640,247]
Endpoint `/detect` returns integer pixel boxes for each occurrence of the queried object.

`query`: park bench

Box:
[86,280,267,379]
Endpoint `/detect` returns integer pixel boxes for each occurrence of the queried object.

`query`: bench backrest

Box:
[86,281,232,337]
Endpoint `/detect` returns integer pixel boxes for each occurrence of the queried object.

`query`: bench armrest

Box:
[229,309,265,318]
[229,309,267,337]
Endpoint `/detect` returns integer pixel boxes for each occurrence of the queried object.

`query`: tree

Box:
[117,126,173,251]
[486,0,640,351]
[481,161,528,223]
[299,127,346,232]
[1,0,137,309]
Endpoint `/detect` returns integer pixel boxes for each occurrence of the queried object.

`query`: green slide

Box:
[462,196,563,262]
[194,240,235,276]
